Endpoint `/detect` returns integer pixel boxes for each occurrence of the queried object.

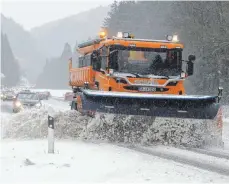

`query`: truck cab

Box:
[69,31,195,95]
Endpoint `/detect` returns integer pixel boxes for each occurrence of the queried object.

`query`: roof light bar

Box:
[166,35,179,42]
[116,32,134,38]
[117,32,123,38]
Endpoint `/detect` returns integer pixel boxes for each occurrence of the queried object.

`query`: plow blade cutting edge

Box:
[78,90,220,119]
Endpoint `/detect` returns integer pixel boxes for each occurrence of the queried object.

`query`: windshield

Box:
[109,47,182,76]
[17,93,39,100]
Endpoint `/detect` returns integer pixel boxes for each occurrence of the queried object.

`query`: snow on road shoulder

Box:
[223,118,229,150]
[1,106,84,139]
[1,98,228,148]
[222,106,229,150]
[1,101,227,148]
[1,97,229,183]
[1,140,229,183]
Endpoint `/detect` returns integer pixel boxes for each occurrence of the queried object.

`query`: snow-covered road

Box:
[1,93,229,183]
[1,102,12,114]
[1,140,229,183]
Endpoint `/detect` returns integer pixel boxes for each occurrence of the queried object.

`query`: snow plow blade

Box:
[78,90,220,120]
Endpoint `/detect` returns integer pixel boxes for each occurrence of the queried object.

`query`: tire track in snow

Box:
[180,147,229,160]
[118,144,229,176]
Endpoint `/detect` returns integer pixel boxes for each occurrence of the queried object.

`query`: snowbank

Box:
[223,105,229,120]
[222,106,229,150]
[1,105,223,148]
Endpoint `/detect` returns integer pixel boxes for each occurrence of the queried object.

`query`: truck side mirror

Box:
[186,55,195,76]
[187,61,194,76]
[188,55,196,61]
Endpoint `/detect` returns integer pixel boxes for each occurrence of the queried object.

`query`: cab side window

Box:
[79,54,91,67]
[100,47,107,70]
[92,51,101,71]
[91,47,108,71]
[79,56,84,67]
[109,49,119,71]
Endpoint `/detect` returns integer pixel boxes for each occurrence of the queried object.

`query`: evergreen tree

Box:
[1,33,21,87]
[36,43,72,89]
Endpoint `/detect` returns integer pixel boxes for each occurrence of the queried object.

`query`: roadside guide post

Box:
[48,115,54,153]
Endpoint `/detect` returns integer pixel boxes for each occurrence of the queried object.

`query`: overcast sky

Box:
[1,0,113,30]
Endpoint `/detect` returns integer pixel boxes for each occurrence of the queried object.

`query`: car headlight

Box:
[15,101,21,107]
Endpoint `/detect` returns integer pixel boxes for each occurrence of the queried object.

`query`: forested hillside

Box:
[36,43,72,89]
[104,1,229,103]
[1,14,45,82]
[31,6,109,58]
[1,33,21,87]
[33,6,108,89]
[1,6,109,84]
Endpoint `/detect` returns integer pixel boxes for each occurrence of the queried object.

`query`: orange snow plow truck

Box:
[68,29,224,146]
[69,30,223,141]
[69,29,223,118]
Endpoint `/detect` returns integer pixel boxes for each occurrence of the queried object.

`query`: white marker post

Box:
[48,115,54,154]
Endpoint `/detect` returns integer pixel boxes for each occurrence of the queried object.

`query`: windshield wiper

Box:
[160,76,170,79]
[119,71,142,78]
[128,72,142,78]
[129,72,141,78]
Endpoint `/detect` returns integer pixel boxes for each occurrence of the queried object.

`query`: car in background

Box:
[1,90,16,101]
[13,91,42,113]
[43,91,51,99]
[36,91,51,100]
[21,89,31,92]
[64,92,74,101]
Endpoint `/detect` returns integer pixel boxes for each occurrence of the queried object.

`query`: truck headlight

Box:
[172,35,179,42]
